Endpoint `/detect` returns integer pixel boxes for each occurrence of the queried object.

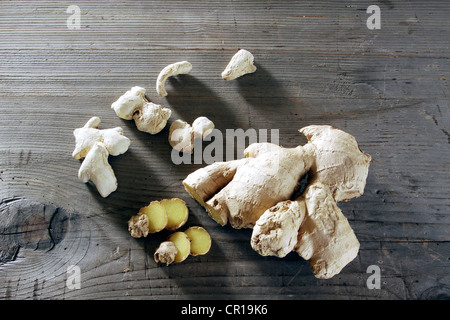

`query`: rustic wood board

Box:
[0,0,449,300]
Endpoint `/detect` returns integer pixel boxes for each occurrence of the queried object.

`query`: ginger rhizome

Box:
[128,198,189,238]
[154,226,212,265]
[111,86,171,135]
[183,125,371,279]
[169,116,215,154]
[156,61,192,97]
[222,49,257,80]
[72,116,131,198]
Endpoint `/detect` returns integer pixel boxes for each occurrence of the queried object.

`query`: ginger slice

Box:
[167,232,191,263]
[160,198,189,231]
[138,201,168,234]
[185,226,211,256]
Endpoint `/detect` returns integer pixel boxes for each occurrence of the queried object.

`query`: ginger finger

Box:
[295,180,360,279]
[156,61,192,97]
[251,199,306,258]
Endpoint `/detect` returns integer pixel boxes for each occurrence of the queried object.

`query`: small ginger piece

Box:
[78,143,117,199]
[221,49,257,80]
[167,232,191,263]
[156,61,192,97]
[169,119,194,153]
[154,226,211,265]
[111,86,171,135]
[111,86,146,120]
[184,226,211,256]
[128,214,149,238]
[160,198,189,231]
[154,241,178,266]
[72,116,130,198]
[128,198,190,238]
[169,117,215,154]
[192,116,215,139]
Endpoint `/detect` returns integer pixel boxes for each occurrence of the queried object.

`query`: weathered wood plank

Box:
[0,0,449,300]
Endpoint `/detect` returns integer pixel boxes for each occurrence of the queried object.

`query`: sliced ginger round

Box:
[139,200,168,233]
[185,226,211,256]
[167,231,191,263]
[160,198,189,231]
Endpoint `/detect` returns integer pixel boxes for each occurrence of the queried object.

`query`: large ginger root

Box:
[72,116,131,197]
[183,125,371,278]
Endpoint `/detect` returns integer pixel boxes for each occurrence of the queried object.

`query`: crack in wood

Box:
[0,199,70,264]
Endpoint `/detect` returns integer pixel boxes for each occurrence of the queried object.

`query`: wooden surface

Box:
[0,0,449,300]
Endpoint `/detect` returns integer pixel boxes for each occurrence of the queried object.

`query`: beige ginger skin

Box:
[169,116,215,154]
[221,49,257,80]
[183,125,371,279]
[72,116,131,198]
[111,86,171,135]
[156,61,192,97]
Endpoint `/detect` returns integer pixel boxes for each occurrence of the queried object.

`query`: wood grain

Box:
[0,0,449,300]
